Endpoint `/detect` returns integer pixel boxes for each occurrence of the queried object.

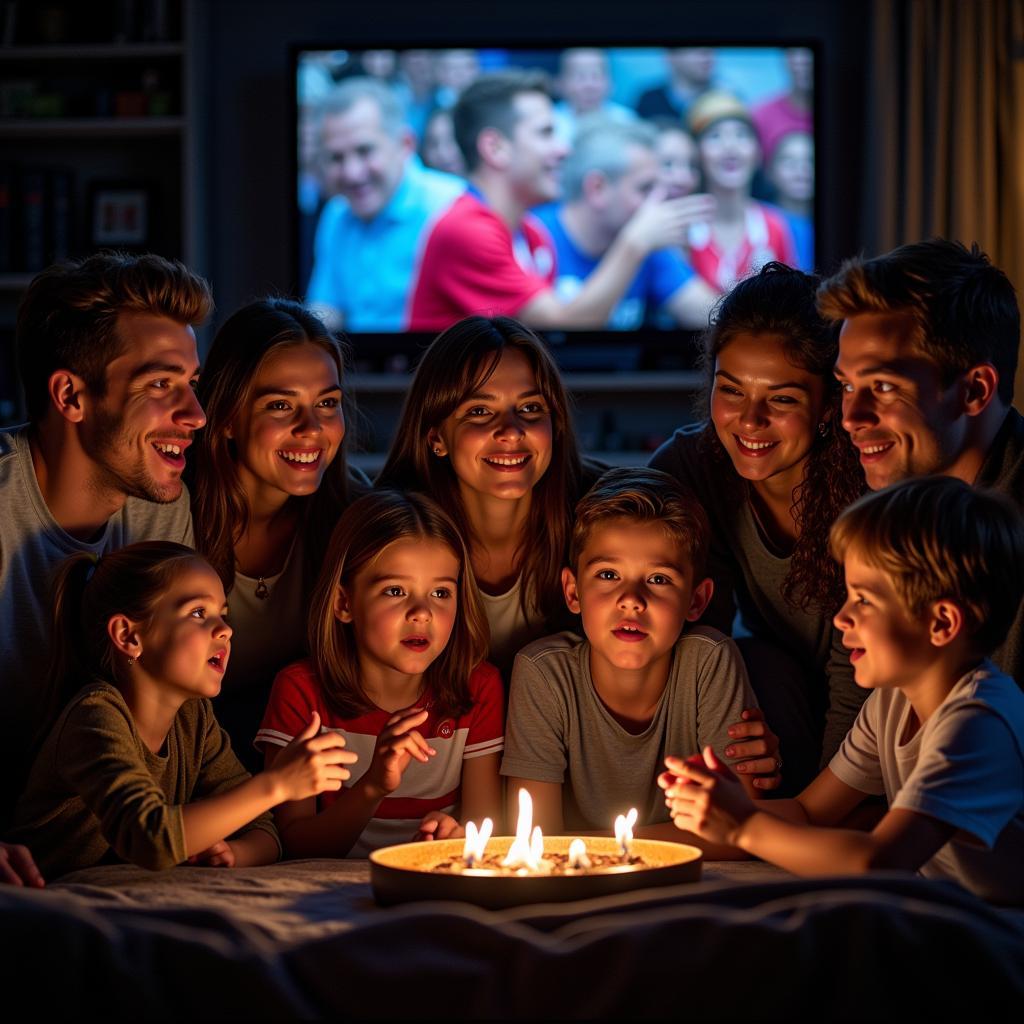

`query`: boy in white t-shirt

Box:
[661,476,1024,904]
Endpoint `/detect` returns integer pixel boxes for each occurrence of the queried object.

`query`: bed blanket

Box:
[2,860,1021,1019]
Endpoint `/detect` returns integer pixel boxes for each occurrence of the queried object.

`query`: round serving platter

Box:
[369,835,703,909]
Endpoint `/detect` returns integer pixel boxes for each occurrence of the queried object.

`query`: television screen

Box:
[294,45,816,369]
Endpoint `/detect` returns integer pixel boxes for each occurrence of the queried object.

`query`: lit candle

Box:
[462,817,493,867]
[568,838,591,870]
[614,808,639,859]
[502,788,550,871]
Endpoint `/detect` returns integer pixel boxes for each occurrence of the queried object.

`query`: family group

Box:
[0,234,1021,906]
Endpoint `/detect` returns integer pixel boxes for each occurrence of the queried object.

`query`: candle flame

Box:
[568,838,591,869]
[502,788,547,870]
[530,826,544,863]
[614,807,639,856]
[462,817,493,864]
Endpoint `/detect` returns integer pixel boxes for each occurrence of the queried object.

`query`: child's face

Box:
[231,342,345,506]
[129,561,232,700]
[337,537,460,688]
[429,348,553,507]
[833,548,938,690]
[562,518,712,679]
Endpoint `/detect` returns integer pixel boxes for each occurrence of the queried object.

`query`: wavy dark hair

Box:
[308,490,489,718]
[189,298,353,594]
[377,316,583,625]
[699,262,865,612]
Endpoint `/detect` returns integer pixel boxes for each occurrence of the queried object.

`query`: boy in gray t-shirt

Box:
[501,468,761,848]
[662,478,1024,905]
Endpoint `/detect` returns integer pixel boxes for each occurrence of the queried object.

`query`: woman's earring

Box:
[433,446,443,456]
[817,421,828,437]
[127,655,137,667]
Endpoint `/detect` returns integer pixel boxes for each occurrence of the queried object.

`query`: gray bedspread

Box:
[2,859,1022,1019]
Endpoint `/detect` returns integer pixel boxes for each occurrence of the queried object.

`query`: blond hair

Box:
[830,477,1024,653]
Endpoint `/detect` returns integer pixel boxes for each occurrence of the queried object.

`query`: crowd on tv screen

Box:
[296,46,815,334]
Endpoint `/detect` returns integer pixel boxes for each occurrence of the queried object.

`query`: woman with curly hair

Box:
[650,263,866,791]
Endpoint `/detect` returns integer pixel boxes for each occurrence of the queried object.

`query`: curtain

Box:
[865,0,1024,402]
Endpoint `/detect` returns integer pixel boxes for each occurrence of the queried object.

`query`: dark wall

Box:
[197,0,870,327]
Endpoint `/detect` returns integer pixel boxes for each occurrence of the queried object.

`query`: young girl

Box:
[9,542,354,879]
[256,490,503,857]
[651,263,866,790]
[377,316,592,676]
[190,298,366,767]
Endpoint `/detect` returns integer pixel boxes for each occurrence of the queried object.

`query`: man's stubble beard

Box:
[86,402,183,505]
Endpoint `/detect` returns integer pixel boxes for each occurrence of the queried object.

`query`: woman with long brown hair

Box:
[190,298,365,765]
[377,316,592,677]
[650,263,866,791]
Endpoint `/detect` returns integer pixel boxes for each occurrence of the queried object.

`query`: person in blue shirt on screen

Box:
[306,77,464,333]
[534,118,718,330]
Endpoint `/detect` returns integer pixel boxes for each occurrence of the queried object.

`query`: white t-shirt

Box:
[477,575,544,679]
[226,536,307,699]
[830,662,1024,905]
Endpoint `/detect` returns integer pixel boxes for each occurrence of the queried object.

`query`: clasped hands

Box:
[658,746,758,847]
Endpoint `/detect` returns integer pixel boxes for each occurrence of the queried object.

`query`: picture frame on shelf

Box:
[89,182,151,248]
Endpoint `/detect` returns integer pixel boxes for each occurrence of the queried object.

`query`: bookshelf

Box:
[0,0,198,423]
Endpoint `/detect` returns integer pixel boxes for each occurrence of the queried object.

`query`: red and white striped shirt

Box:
[255,659,504,857]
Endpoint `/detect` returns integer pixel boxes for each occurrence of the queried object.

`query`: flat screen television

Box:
[292,44,817,372]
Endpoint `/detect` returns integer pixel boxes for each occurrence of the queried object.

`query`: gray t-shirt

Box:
[830,662,1024,905]
[650,423,865,762]
[0,426,193,826]
[500,626,757,830]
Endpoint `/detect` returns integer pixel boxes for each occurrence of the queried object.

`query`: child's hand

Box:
[414,811,464,842]
[363,707,435,798]
[725,709,783,790]
[187,839,236,868]
[659,746,755,845]
[270,712,358,802]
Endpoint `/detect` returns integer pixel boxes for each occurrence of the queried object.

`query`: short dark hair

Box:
[817,238,1020,404]
[16,251,213,423]
[453,69,552,172]
[830,476,1024,655]
[570,467,710,580]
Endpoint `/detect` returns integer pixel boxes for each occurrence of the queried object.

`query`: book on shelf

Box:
[0,164,76,273]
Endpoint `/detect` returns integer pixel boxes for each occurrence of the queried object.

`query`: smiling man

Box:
[306,77,465,332]
[819,238,1023,682]
[409,70,696,332]
[0,252,212,860]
